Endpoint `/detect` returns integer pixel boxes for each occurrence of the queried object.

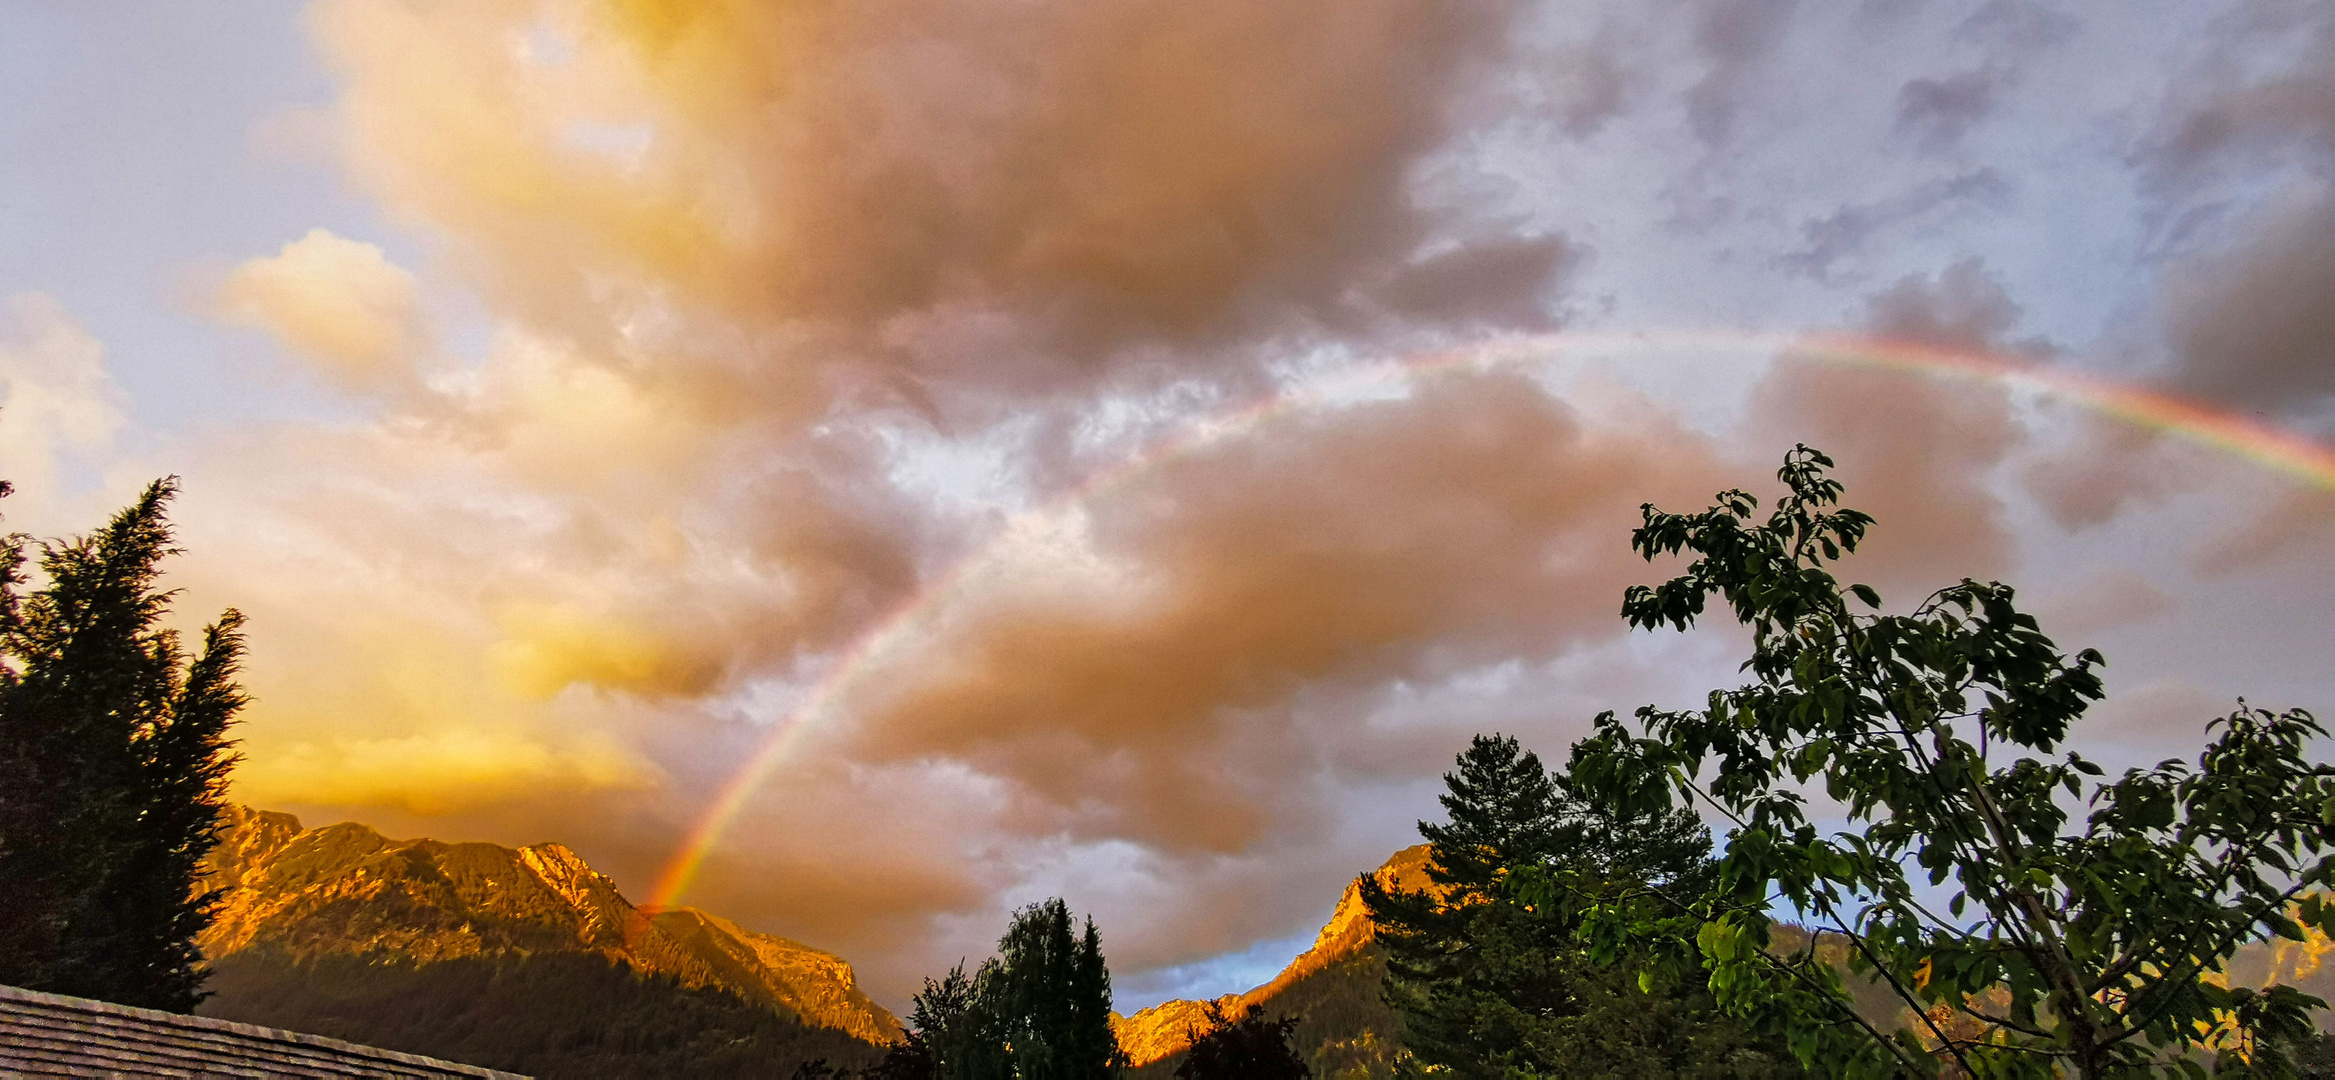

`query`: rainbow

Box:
[640,330,2335,912]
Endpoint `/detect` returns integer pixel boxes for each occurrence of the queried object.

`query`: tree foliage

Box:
[1362,733,1796,1077]
[1175,1000,1310,1079]
[886,897,1128,1078]
[0,478,247,1011]
[1554,445,2335,1077]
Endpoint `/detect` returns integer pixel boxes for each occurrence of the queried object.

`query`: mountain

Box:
[193,806,900,1077]
[1113,845,1434,1077]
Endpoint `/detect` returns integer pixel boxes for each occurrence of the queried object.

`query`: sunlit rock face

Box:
[196,805,902,1045]
[1113,844,1436,1071]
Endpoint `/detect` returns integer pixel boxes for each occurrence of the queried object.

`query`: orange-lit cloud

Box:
[306,0,1550,398]
[216,228,427,393]
[846,372,1729,853]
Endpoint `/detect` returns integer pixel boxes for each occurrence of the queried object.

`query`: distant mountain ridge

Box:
[192,806,898,1076]
[199,805,901,1044]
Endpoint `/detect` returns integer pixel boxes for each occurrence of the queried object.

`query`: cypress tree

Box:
[0,478,247,1011]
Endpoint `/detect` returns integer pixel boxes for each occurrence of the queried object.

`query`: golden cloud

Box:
[217,228,427,392]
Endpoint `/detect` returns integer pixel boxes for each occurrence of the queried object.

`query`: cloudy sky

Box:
[4,0,2333,1009]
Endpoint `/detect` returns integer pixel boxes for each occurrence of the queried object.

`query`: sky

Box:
[2,0,2333,1011]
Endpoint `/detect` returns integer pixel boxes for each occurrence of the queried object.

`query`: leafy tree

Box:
[893,898,1127,1078]
[1362,734,1794,1077]
[0,478,247,1011]
[1175,1000,1310,1079]
[1556,445,2335,1076]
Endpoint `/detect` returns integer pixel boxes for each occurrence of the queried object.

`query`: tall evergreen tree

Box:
[0,478,247,1011]
[1362,733,1794,1076]
[1418,733,1566,890]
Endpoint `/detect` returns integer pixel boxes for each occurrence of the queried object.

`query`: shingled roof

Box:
[0,984,525,1077]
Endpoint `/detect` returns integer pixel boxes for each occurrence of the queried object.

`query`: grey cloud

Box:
[2031,566,2172,643]
[1779,170,2014,281]
[1367,235,1583,330]
[1890,2,2076,155]
[1540,48,1629,138]
[1686,0,1797,145]
[2196,486,2335,573]
[2145,6,2335,184]
[1861,255,2031,351]
[1958,0,2079,54]
[1897,69,2003,152]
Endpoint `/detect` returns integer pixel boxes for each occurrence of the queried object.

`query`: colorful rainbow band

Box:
[641,331,2335,912]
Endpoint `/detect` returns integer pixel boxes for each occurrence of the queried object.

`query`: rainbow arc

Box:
[642,331,2335,912]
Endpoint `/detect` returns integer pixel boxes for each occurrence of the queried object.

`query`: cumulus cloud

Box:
[216,228,429,394]
[127,0,1649,999]
[308,0,1553,403]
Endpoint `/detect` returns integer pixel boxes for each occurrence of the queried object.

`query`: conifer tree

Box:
[895,897,1126,1078]
[0,478,247,1011]
[1362,733,1793,1076]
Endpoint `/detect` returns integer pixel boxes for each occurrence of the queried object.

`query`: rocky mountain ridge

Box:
[196,805,901,1046]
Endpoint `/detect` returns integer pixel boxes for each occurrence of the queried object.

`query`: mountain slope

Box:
[1114,845,1433,1077]
[193,806,900,1076]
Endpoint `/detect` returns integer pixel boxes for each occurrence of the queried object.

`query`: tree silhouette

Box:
[0,478,247,1010]
[1175,1000,1309,1079]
